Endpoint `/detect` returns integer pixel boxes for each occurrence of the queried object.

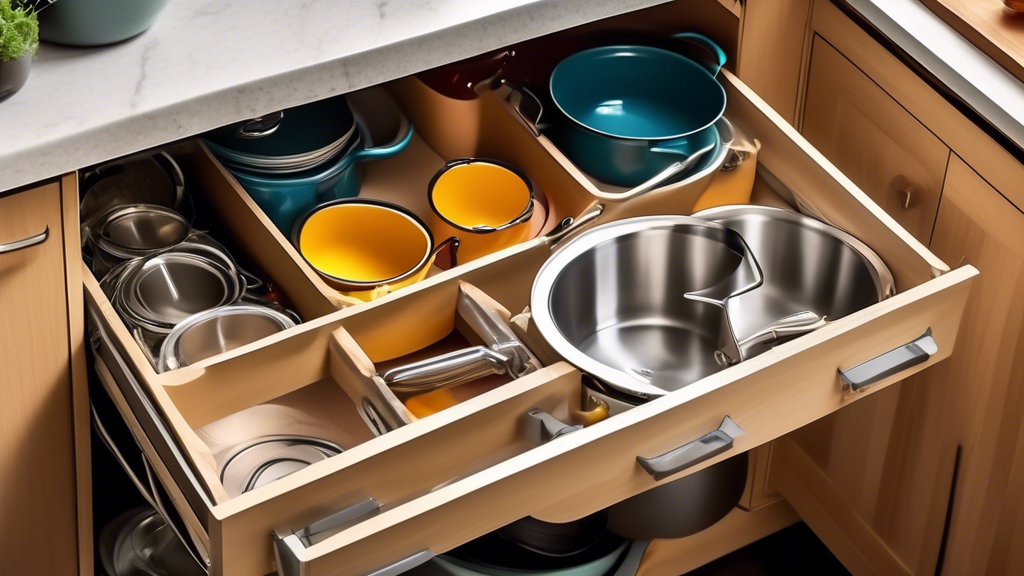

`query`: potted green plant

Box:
[0,0,38,103]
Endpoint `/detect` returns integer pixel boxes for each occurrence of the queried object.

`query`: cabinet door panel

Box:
[0,183,79,576]
[802,36,948,244]
[935,156,1024,576]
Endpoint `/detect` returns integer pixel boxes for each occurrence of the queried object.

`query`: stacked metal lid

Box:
[203,94,357,174]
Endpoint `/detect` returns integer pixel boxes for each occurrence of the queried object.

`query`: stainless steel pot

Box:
[99,507,206,576]
[80,151,186,223]
[87,204,192,276]
[157,304,296,372]
[218,436,343,498]
[692,205,895,358]
[530,215,764,401]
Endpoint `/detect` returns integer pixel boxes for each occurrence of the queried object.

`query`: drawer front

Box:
[0,183,80,576]
[85,51,976,576]
[801,36,949,245]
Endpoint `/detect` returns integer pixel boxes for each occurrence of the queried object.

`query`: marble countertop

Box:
[0,0,668,192]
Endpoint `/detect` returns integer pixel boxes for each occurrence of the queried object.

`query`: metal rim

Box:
[549,45,727,142]
[114,251,244,330]
[690,205,896,300]
[530,215,744,400]
[206,122,357,174]
[218,435,343,496]
[291,198,436,290]
[91,204,192,260]
[157,304,296,372]
[427,158,535,234]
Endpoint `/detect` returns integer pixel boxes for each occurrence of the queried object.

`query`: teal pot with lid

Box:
[221,87,414,235]
[542,33,727,187]
[37,0,170,47]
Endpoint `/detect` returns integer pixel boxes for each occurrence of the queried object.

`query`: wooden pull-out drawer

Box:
[84,42,976,576]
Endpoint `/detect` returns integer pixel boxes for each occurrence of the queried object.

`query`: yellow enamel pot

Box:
[427,158,534,263]
[293,199,459,302]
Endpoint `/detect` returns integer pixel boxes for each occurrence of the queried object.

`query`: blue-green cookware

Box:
[215,87,414,235]
[544,33,727,187]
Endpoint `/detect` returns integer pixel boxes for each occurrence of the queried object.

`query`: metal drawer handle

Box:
[0,226,48,254]
[637,416,745,481]
[274,497,409,576]
[839,328,937,392]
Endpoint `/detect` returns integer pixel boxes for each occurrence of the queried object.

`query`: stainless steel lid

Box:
[80,151,185,223]
[157,304,296,372]
[91,205,191,259]
[219,436,343,498]
[115,251,244,330]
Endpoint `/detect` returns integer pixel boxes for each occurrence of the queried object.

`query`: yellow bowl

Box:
[293,199,457,301]
[427,159,534,263]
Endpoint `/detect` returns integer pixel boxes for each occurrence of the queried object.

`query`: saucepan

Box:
[292,198,459,302]
[212,87,414,235]
[426,158,536,263]
[541,33,728,188]
[157,304,296,372]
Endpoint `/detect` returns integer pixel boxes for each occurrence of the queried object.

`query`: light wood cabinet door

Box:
[801,36,949,244]
[933,156,1024,576]
[0,183,80,576]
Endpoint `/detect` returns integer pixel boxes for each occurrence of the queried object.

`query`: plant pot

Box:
[38,0,170,47]
[0,55,31,104]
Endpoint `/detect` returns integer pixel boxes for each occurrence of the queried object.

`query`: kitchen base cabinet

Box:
[0,177,91,576]
[931,157,1024,576]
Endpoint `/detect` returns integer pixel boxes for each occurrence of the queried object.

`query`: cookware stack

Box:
[82,152,299,373]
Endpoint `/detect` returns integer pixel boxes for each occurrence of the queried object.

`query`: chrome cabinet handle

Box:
[839,328,937,392]
[637,416,745,481]
[273,498,435,576]
[0,226,48,254]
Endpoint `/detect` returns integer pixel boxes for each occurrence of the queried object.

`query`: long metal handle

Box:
[616,143,715,201]
[839,328,937,392]
[637,416,745,481]
[0,226,48,254]
[382,345,513,394]
[735,311,830,357]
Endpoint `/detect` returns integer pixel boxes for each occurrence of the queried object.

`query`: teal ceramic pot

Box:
[38,0,170,47]
[544,34,727,187]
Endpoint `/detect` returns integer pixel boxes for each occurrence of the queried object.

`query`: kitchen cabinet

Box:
[801,36,948,244]
[0,178,90,576]
[766,2,1024,575]
[932,156,1024,576]
[84,50,975,575]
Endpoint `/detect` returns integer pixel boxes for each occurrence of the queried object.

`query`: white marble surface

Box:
[0,0,669,191]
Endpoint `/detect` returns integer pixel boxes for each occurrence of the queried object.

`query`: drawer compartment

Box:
[85,32,976,576]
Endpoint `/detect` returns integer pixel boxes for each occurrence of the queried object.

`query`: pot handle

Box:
[524,408,584,444]
[272,498,434,576]
[344,114,415,166]
[839,328,937,392]
[493,82,544,137]
[618,143,715,201]
[541,202,605,248]
[637,416,744,481]
[671,32,727,77]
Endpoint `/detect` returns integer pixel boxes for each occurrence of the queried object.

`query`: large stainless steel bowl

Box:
[530,215,761,400]
[693,205,895,358]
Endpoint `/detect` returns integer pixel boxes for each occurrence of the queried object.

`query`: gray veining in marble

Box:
[0,0,670,192]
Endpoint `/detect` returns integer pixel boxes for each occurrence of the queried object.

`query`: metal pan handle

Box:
[839,329,937,392]
[637,416,745,481]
